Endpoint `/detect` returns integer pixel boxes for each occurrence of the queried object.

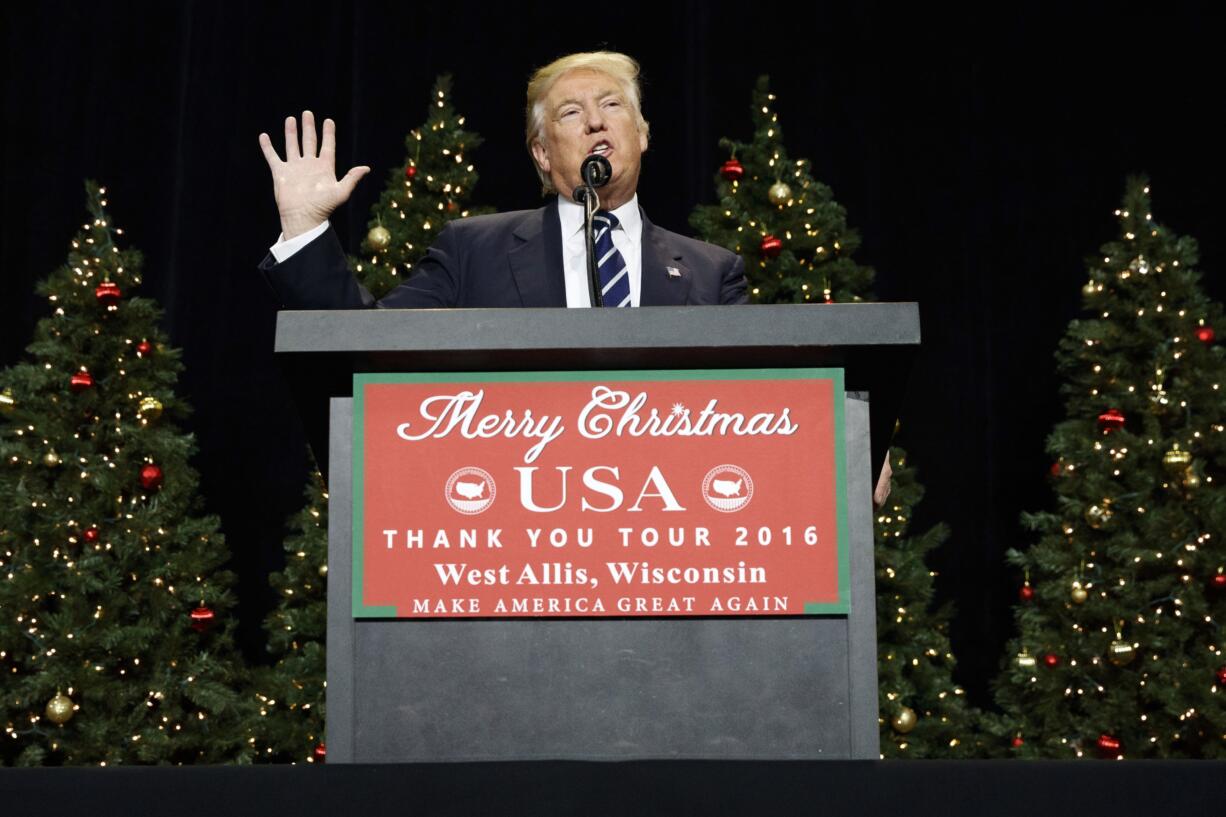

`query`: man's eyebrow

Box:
[553,90,623,111]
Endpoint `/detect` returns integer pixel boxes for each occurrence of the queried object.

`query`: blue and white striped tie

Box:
[593,210,632,307]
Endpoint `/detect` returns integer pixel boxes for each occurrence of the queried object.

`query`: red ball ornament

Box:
[1196,326,1215,343]
[719,158,744,181]
[94,281,122,306]
[139,463,164,491]
[1050,461,1062,477]
[189,605,215,633]
[136,340,154,358]
[1216,666,1226,687]
[1011,736,1025,748]
[1019,583,1035,601]
[1213,573,1226,589]
[404,165,417,180]
[313,743,327,762]
[70,371,94,392]
[760,235,783,258]
[1097,408,1126,433]
[1096,733,1121,756]
[1043,653,1060,668]
[82,527,100,544]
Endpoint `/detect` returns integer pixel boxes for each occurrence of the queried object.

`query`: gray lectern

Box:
[274,303,919,762]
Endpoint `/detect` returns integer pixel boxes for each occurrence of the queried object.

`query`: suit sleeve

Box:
[377,221,464,309]
[720,252,749,305]
[257,222,464,309]
[257,225,373,309]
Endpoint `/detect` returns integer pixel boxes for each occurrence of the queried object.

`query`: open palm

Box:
[258,111,370,239]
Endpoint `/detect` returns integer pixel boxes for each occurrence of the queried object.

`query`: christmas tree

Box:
[249,76,492,762]
[351,74,494,300]
[989,177,1226,758]
[875,445,983,756]
[248,471,327,764]
[688,76,874,303]
[690,76,979,756]
[0,182,250,765]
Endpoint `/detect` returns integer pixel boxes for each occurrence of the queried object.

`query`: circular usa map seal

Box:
[701,464,754,513]
[445,467,496,515]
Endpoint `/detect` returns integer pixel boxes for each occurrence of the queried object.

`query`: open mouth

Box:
[589,141,613,157]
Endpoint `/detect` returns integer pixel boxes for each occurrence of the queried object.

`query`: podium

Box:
[274,303,919,762]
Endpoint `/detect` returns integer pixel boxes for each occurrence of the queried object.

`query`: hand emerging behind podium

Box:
[258,111,371,240]
[873,455,893,510]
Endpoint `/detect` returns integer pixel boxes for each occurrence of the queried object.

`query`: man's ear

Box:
[638,128,648,154]
[530,139,550,174]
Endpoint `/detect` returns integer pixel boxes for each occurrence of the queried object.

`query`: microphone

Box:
[575,153,613,306]
[573,154,612,202]
[582,153,612,187]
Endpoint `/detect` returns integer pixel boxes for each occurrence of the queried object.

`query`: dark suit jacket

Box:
[258,197,748,309]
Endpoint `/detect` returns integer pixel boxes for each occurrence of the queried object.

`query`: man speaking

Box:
[256,51,891,503]
[256,51,747,308]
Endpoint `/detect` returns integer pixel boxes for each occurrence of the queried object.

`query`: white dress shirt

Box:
[267,194,644,307]
[557,194,642,308]
[269,220,330,264]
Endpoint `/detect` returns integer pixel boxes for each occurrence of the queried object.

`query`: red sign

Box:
[353,369,848,618]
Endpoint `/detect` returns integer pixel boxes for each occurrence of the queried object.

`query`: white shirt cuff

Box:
[269,220,330,264]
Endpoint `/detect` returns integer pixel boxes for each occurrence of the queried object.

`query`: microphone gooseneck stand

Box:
[574,154,613,308]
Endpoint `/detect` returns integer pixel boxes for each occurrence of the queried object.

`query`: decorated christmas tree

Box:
[351,74,494,299]
[989,177,1226,758]
[249,76,492,762]
[248,471,327,764]
[689,77,978,756]
[875,444,982,757]
[688,76,874,304]
[0,182,250,765]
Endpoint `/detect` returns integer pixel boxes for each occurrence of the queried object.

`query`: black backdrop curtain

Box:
[2,0,1222,706]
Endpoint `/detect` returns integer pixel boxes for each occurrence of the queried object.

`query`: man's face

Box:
[531,69,648,211]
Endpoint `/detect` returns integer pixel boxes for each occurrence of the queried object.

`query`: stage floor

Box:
[0,760,1220,817]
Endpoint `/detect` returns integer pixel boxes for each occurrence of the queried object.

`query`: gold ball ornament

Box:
[1108,639,1136,666]
[46,692,75,725]
[44,450,61,468]
[768,181,792,206]
[891,706,917,734]
[138,396,164,420]
[1082,280,1098,297]
[0,388,14,415]
[318,564,328,577]
[1016,651,1037,669]
[1071,583,1088,604]
[1163,447,1192,473]
[1084,502,1113,529]
[1182,467,1200,490]
[367,226,392,251]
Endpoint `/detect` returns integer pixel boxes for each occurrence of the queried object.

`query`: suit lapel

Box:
[508,199,567,307]
[639,210,692,306]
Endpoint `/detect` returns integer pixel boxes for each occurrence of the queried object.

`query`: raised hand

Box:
[258,111,371,239]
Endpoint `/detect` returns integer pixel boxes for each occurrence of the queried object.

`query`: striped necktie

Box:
[593,210,632,307]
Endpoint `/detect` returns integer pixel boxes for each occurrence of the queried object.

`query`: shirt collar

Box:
[557,193,641,242]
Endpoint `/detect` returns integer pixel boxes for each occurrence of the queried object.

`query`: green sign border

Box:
[353,368,849,618]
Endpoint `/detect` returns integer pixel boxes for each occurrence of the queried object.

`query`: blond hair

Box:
[525,51,650,194]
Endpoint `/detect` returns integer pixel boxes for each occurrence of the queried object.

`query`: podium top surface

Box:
[272,304,919,494]
[274,303,919,355]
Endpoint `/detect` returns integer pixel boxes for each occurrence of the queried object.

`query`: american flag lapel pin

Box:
[667,266,682,278]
